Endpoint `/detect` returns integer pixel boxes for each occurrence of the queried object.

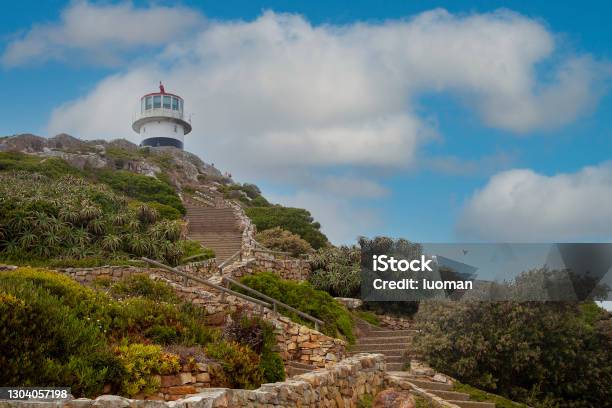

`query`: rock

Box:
[196,372,211,382]
[166,385,197,395]
[92,395,130,408]
[372,389,415,408]
[178,372,193,384]
[205,311,226,326]
[67,399,94,408]
[161,375,180,387]
[432,373,449,383]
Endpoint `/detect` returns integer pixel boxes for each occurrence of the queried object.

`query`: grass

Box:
[414,396,435,408]
[354,310,380,326]
[453,382,529,408]
[357,394,373,408]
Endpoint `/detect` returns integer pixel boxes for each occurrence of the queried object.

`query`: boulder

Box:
[372,389,415,408]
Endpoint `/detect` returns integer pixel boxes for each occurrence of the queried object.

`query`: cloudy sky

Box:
[1,0,612,244]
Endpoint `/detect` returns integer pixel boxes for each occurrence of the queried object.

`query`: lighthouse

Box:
[132,82,192,149]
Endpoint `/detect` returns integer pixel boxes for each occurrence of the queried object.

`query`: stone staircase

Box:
[349,319,417,371]
[387,372,495,408]
[184,197,243,263]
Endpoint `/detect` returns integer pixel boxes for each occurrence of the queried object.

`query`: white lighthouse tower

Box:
[132,82,192,149]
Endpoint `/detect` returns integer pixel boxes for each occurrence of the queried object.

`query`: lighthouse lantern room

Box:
[132,82,192,149]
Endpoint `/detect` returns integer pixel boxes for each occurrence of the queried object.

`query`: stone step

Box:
[383,355,406,363]
[407,379,453,391]
[386,362,405,371]
[447,401,495,408]
[364,330,417,338]
[428,390,470,401]
[350,347,407,355]
[357,337,412,345]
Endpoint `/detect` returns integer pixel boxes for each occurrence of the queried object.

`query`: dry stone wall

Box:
[53,265,345,368]
[224,255,311,282]
[3,354,386,408]
[154,274,346,368]
[58,262,218,286]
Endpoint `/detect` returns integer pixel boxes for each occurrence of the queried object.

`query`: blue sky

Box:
[1,1,612,244]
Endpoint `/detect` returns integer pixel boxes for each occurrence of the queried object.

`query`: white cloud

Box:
[46,9,606,170]
[266,190,383,244]
[457,162,612,241]
[40,8,610,243]
[2,1,202,66]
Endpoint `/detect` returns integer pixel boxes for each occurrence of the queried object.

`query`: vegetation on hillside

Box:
[245,206,329,249]
[0,269,282,396]
[237,272,355,343]
[96,170,185,215]
[414,300,612,407]
[0,172,188,266]
[255,227,313,256]
[309,245,361,297]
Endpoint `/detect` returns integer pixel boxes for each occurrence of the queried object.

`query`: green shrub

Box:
[452,382,528,408]
[0,276,120,397]
[414,301,612,407]
[110,298,218,346]
[149,202,182,220]
[245,206,328,249]
[223,312,285,382]
[205,341,263,389]
[108,274,179,303]
[96,170,185,214]
[0,152,83,178]
[238,272,355,342]
[354,310,380,326]
[0,268,236,397]
[309,245,361,297]
[114,342,180,397]
[181,240,215,262]
[256,227,313,257]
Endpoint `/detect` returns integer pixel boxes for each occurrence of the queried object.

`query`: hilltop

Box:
[0,133,328,267]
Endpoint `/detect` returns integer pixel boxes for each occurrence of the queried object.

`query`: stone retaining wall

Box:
[57,262,218,287]
[155,275,346,368]
[5,354,385,408]
[225,255,311,282]
[53,265,345,368]
[135,362,218,401]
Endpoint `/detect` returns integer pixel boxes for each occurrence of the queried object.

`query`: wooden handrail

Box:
[218,250,242,269]
[140,257,271,309]
[181,253,213,263]
[222,275,324,331]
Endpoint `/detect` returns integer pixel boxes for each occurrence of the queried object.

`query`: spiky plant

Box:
[87,218,106,236]
[150,220,182,242]
[18,231,37,250]
[137,204,158,225]
[79,205,102,223]
[112,213,130,227]
[101,234,122,252]
[59,207,82,225]
[71,228,91,247]
[126,219,141,232]
[8,211,32,234]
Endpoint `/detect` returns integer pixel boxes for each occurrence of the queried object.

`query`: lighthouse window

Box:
[153,95,161,108]
[145,96,152,110]
[174,125,177,132]
[179,99,183,112]
[172,97,179,110]
[163,96,171,109]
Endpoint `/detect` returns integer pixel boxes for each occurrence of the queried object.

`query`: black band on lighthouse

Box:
[141,137,183,149]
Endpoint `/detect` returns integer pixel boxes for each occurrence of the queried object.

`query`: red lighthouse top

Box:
[141,82,182,100]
